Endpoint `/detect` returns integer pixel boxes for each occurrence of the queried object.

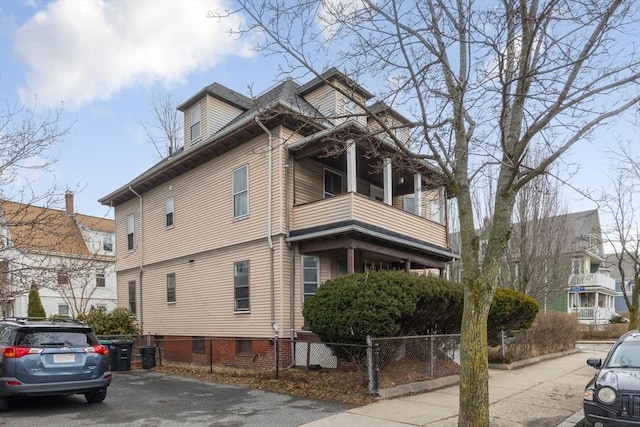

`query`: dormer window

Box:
[344,99,357,116]
[190,103,201,141]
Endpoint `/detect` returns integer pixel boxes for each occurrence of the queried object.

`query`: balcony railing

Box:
[569,273,616,291]
[291,192,447,248]
[572,306,617,323]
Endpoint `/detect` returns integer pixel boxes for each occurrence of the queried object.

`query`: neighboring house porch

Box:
[568,272,618,324]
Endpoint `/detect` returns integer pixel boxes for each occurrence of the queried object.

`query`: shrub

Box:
[80,306,141,335]
[488,288,539,344]
[27,285,46,318]
[609,315,628,324]
[303,271,540,357]
[303,270,421,345]
[530,312,579,355]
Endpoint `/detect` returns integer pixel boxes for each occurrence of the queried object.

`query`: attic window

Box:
[190,103,201,141]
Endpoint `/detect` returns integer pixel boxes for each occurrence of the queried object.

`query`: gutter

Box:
[255,118,279,341]
[128,186,144,332]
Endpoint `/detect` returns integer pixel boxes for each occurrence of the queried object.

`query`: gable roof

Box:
[298,67,374,99]
[1,201,113,256]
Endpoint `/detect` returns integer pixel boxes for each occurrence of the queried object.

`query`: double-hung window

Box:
[233,165,248,219]
[403,195,416,214]
[190,103,201,141]
[96,269,105,287]
[323,169,343,198]
[302,256,320,303]
[127,214,135,251]
[165,197,174,228]
[234,261,249,312]
[103,233,113,252]
[166,273,176,303]
[128,280,136,314]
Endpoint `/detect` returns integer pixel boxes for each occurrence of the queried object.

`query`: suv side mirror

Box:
[587,357,602,368]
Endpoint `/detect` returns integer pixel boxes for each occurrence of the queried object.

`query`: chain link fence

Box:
[371,334,461,389]
[99,331,561,393]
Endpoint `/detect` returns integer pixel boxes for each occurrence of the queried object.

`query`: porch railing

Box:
[291,192,447,247]
[569,273,616,291]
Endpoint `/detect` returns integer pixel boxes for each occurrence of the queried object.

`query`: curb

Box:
[557,409,584,427]
[488,348,581,370]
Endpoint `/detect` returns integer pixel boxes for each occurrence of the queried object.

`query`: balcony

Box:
[572,306,617,323]
[569,273,616,291]
[290,192,447,248]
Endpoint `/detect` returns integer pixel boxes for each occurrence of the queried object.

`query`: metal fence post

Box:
[147,332,151,346]
[430,336,435,378]
[209,338,213,374]
[367,335,373,394]
[373,343,380,396]
[274,332,280,380]
[501,330,506,363]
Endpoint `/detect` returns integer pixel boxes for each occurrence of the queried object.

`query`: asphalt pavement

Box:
[300,343,611,426]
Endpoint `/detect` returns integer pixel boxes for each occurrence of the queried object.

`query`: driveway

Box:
[0,370,352,427]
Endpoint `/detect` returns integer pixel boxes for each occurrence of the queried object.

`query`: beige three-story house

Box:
[99,69,457,367]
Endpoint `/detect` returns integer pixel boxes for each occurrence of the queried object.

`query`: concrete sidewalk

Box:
[301,344,609,426]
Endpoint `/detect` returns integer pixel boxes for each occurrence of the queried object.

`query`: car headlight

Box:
[597,387,617,405]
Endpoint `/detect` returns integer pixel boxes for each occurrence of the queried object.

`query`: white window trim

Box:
[165,197,175,229]
[166,273,176,304]
[234,260,250,312]
[127,214,135,251]
[302,255,320,304]
[403,195,416,215]
[323,168,343,198]
[233,165,249,219]
[190,103,201,141]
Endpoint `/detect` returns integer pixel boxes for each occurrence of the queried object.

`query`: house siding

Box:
[114,133,283,271]
[205,95,243,137]
[301,85,336,121]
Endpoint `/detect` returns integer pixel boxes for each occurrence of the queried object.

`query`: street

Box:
[0,370,352,427]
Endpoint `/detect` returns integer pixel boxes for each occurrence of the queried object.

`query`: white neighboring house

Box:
[0,193,116,318]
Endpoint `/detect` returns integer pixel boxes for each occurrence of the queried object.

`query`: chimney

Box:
[65,191,75,215]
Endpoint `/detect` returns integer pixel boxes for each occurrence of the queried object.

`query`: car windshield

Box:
[607,342,640,368]
[17,330,93,348]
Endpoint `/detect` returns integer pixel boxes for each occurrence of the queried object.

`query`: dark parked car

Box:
[584,330,640,426]
[0,317,111,412]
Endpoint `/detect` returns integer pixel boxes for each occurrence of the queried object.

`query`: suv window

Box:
[16,329,94,347]
[0,326,11,345]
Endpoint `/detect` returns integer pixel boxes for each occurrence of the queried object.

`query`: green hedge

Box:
[303,270,538,345]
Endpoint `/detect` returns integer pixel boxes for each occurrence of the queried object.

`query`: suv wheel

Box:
[0,396,10,412]
[84,388,107,404]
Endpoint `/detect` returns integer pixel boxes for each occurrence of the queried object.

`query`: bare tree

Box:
[40,256,111,317]
[504,168,573,310]
[601,141,640,329]
[232,1,640,423]
[0,100,70,315]
[139,89,183,159]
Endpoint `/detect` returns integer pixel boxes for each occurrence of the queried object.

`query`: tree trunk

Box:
[628,306,638,331]
[458,277,493,427]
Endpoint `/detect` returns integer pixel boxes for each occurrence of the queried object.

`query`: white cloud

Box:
[14,0,253,108]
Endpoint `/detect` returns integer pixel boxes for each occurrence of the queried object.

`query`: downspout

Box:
[286,138,296,367]
[129,186,144,332]
[255,118,278,339]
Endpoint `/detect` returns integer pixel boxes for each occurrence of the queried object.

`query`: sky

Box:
[0,0,634,230]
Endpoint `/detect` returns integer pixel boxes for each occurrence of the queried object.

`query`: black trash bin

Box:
[140,346,156,369]
[110,340,134,371]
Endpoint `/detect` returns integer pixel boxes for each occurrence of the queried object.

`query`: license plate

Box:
[53,353,75,363]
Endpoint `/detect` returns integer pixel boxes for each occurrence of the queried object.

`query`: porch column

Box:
[347,140,357,193]
[383,158,392,205]
[414,173,422,216]
[404,260,411,273]
[347,247,355,274]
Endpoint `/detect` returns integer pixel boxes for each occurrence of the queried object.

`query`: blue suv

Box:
[0,317,111,412]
